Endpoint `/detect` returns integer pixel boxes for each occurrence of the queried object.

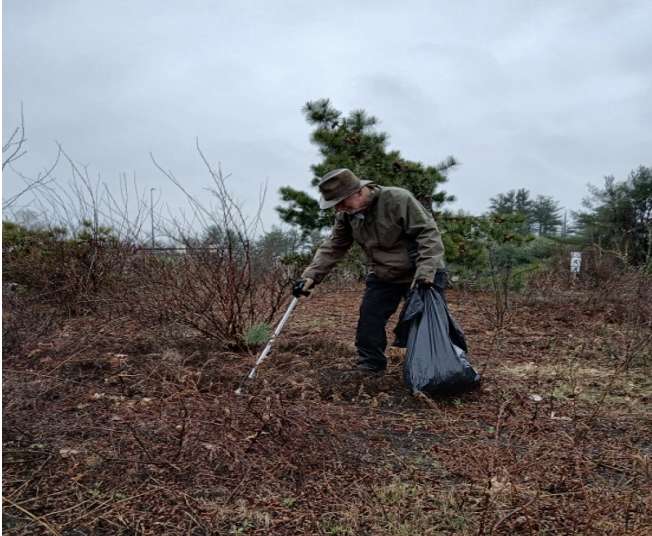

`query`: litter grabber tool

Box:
[235,296,300,395]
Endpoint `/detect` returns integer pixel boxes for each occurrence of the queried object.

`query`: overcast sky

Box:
[3,0,651,234]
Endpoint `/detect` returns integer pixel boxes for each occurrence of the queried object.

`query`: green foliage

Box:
[254,226,304,260]
[531,195,563,236]
[478,214,535,284]
[3,221,66,287]
[575,165,652,266]
[3,219,125,315]
[489,189,562,237]
[480,213,533,248]
[439,213,563,287]
[280,251,313,269]
[75,219,118,245]
[489,188,533,218]
[331,243,367,282]
[281,497,297,508]
[522,236,561,260]
[438,213,487,273]
[276,187,334,239]
[476,214,536,328]
[3,220,67,251]
[439,212,547,291]
[244,323,272,346]
[276,99,456,238]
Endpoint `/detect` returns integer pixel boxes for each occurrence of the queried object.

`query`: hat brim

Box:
[319,179,372,210]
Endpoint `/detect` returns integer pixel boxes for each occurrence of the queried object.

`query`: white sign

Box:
[570,251,582,273]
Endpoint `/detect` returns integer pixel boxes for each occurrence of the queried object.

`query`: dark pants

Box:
[355,274,411,370]
[355,271,449,370]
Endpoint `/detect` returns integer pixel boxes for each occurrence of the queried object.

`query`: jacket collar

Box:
[365,184,381,209]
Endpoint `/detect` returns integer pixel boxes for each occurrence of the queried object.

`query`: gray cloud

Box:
[3,0,651,229]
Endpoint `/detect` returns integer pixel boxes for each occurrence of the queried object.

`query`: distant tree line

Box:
[273,99,651,273]
[3,100,650,276]
[488,188,563,237]
[574,166,651,266]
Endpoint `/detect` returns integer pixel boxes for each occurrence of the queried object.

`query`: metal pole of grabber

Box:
[235,297,300,395]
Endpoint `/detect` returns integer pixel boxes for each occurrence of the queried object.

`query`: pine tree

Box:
[530,195,562,236]
[575,166,652,265]
[488,188,534,234]
[489,188,533,216]
[276,99,456,238]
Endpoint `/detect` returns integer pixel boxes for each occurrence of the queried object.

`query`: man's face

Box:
[335,189,367,214]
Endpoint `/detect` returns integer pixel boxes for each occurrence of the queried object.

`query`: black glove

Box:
[415,278,434,289]
[415,270,447,292]
[292,278,314,298]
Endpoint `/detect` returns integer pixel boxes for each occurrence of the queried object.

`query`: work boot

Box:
[336,362,384,376]
[353,361,386,374]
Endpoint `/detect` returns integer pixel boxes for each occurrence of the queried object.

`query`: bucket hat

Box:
[318,168,372,209]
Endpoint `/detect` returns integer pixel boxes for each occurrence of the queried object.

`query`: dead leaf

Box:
[489,476,510,495]
[59,448,81,458]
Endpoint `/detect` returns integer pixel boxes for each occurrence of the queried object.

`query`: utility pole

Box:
[150,188,155,248]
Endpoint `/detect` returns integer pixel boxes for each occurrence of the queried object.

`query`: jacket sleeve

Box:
[301,214,354,284]
[400,192,446,282]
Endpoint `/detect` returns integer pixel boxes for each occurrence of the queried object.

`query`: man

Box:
[292,168,446,373]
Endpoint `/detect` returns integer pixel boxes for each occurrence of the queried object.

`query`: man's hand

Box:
[292,278,314,298]
[413,270,447,292]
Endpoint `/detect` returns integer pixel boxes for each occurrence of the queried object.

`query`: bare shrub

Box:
[2,283,59,356]
[3,105,65,213]
[2,105,27,171]
[526,247,649,316]
[524,246,651,369]
[576,246,629,288]
[120,142,290,347]
[4,142,154,246]
[124,248,288,347]
[588,265,650,320]
[3,139,293,350]
[3,139,157,322]
[3,221,136,317]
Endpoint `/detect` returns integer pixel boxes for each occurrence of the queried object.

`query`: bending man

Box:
[292,168,446,373]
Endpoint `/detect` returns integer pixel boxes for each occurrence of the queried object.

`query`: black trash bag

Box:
[445,299,468,354]
[394,287,480,395]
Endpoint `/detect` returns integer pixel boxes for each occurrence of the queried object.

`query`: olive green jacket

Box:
[302,185,445,285]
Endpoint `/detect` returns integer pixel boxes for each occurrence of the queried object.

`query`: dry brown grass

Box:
[3,279,651,534]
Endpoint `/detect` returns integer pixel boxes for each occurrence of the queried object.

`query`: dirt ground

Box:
[3,284,651,535]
